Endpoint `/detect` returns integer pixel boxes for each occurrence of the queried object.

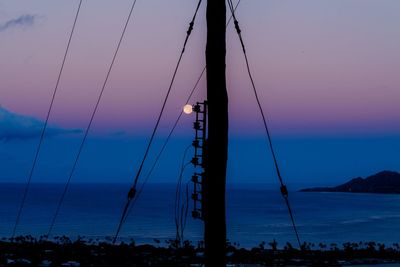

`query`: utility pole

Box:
[203,0,228,266]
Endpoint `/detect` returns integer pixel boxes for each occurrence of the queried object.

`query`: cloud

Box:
[0,14,37,32]
[0,106,81,141]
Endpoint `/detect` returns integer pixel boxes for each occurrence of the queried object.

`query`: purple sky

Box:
[0,1,400,184]
[1,0,399,137]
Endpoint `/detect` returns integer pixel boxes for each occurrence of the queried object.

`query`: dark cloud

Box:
[0,106,81,141]
[0,14,37,32]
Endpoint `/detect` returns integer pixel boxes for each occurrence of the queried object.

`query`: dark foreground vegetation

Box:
[1,236,400,266]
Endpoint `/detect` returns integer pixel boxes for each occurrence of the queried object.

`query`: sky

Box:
[0,0,399,185]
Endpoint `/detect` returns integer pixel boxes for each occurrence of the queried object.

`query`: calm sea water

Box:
[1,183,400,248]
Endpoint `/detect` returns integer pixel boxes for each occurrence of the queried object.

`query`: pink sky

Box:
[1,0,400,136]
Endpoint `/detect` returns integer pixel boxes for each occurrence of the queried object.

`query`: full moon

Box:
[183,104,193,114]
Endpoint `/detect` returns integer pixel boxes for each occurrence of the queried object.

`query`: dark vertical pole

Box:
[204,0,228,266]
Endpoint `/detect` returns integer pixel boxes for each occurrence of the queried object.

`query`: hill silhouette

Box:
[300,171,400,194]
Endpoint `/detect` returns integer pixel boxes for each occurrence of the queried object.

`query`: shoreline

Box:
[1,236,400,266]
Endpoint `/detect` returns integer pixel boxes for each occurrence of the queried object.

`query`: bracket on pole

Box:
[190,101,207,220]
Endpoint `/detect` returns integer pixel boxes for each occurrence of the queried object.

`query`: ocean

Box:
[1,183,400,248]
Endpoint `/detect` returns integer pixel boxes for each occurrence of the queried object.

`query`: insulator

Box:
[191,157,199,166]
[193,122,201,130]
[192,210,202,219]
[192,140,200,148]
[187,21,194,36]
[192,193,200,201]
[191,175,199,183]
[280,185,288,198]
[193,104,201,113]
[127,187,136,200]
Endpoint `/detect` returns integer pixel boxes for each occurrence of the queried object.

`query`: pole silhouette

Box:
[203,0,228,266]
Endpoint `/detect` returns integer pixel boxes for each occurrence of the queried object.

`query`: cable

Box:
[174,145,192,244]
[121,0,243,223]
[112,0,203,243]
[227,0,302,248]
[11,0,83,238]
[114,0,243,243]
[134,68,205,205]
[180,182,190,244]
[130,0,203,193]
[138,0,242,197]
[117,68,205,231]
[46,0,139,237]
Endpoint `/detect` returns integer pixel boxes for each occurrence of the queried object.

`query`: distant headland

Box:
[300,171,400,194]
